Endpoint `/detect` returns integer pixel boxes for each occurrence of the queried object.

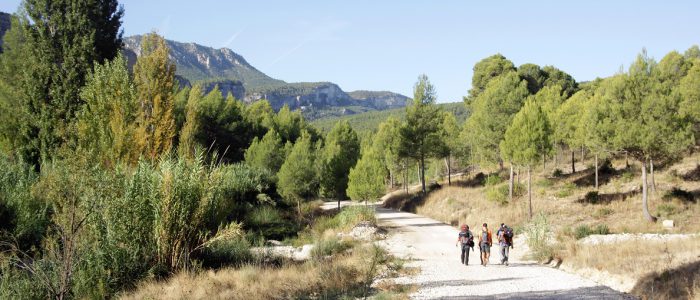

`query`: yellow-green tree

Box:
[134,33,176,160]
[77,53,138,165]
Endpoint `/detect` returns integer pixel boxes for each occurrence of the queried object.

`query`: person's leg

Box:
[461,247,466,264]
[504,246,510,265]
[465,247,470,265]
[500,245,506,264]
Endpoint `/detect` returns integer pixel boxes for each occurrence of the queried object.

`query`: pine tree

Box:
[438,112,460,186]
[463,71,529,168]
[244,129,285,173]
[193,88,252,162]
[347,146,386,205]
[372,116,402,189]
[319,121,360,201]
[277,132,318,216]
[500,99,553,219]
[134,33,176,160]
[398,74,445,194]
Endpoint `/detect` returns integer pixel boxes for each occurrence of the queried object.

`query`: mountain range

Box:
[0,12,409,119]
[123,36,409,119]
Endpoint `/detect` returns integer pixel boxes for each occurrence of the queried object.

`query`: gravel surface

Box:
[376,207,636,300]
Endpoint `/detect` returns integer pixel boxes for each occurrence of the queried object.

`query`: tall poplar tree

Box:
[0,0,124,166]
[133,33,176,160]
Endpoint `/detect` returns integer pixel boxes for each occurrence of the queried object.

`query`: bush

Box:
[334,205,376,230]
[536,178,554,188]
[200,237,253,268]
[662,188,695,203]
[656,203,678,218]
[621,171,635,183]
[484,174,503,187]
[584,191,600,204]
[311,237,353,259]
[486,182,525,205]
[574,224,610,239]
[524,214,556,262]
[555,182,576,198]
[552,169,564,177]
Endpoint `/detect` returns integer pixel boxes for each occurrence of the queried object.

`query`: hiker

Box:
[478,223,492,266]
[455,224,474,265]
[497,223,514,266]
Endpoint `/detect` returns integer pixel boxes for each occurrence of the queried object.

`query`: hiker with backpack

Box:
[455,224,474,265]
[478,223,492,266]
[497,223,514,266]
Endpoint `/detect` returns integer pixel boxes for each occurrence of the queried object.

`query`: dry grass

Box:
[120,244,390,300]
[563,237,700,278]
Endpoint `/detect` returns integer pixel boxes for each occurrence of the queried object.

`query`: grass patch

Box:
[572,224,610,239]
[592,207,614,218]
[656,203,678,218]
[555,182,576,198]
[536,178,554,188]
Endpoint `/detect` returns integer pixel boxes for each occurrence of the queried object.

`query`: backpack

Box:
[504,227,514,239]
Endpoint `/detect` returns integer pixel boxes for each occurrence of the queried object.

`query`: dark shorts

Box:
[480,243,490,253]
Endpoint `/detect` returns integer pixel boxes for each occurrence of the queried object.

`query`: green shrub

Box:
[486,183,525,205]
[662,188,695,203]
[552,169,564,177]
[536,178,554,188]
[524,214,556,262]
[334,205,376,230]
[574,224,610,239]
[311,236,353,259]
[656,203,678,218]
[555,182,576,198]
[484,174,504,187]
[621,171,635,183]
[200,237,253,268]
[583,191,600,203]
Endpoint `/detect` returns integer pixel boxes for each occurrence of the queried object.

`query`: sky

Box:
[2,1,699,103]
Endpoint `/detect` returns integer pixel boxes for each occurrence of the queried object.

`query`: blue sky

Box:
[2,1,699,103]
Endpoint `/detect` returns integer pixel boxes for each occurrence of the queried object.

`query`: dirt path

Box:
[375,207,636,299]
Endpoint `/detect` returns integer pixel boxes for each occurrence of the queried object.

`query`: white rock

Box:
[662,220,675,228]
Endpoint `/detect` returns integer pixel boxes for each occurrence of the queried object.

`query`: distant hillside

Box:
[122,35,410,119]
[311,102,469,133]
[123,35,282,88]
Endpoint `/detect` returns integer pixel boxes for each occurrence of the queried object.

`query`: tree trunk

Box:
[650,157,656,194]
[389,169,394,189]
[542,155,546,172]
[508,164,514,202]
[337,199,341,211]
[594,153,599,190]
[581,146,585,162]
[445,157,452,186]
[420,155,426,194]
[528,166,533,220]
[625,151,630,169]
[516,166,520,184]
[571,150,576,173]
[641,159,657,222]
[553,146,558,169]
[403,166,408,194]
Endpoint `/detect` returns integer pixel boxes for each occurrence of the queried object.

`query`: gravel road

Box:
[375,207,636,300]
